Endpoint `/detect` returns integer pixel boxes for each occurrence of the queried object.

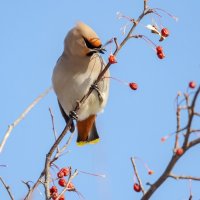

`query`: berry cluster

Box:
[50,167,75,200]
[146,23,171,59]
[156,46,165,59]
[153,27,170,59]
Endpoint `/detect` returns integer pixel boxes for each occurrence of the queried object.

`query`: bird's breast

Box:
[52,54,110,121]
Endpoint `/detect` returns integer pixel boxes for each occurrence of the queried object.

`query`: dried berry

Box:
[67,182,75,190]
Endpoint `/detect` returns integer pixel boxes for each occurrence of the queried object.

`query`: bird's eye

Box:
[83,37,101,49]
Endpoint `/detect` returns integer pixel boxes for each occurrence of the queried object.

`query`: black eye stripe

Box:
[83,37,101,49]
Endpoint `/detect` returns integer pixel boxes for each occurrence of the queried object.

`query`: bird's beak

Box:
[93,47,106,54]
[98,47,106,54]
[87,47,106,56]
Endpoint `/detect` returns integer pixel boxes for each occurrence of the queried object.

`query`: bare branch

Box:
[0,177,14,200]
[169,173,200,181]
[183,86,200,148]
[0,86,52,153]
[22,180,32,191]
[44,123,72,199]
[113,37,119,50]
[190,129,200,134]
[131,157,145,195]
[51,131,75,164]
[144,0,148,11]
[174,105,181,150]
[24,170,45,200]
[141,154,180,200]
[188,137,200,148]
[194,112,200,117]
[141,86,200,199]
[49,107,59,153]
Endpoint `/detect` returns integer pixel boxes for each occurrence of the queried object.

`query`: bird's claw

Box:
[69,111,78,120]
[91,83,103,103]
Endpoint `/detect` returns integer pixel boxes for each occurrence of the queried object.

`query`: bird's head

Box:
[64,22,105,57]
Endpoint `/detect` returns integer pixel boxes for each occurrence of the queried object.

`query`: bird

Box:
[52,22,110,146]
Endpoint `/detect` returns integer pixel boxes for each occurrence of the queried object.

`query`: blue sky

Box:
[1,0,200,199]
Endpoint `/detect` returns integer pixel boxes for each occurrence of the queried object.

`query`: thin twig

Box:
[51,131,75,164]
[190,129,200,134]
[22,180,32,191]
[183,86,200,148]
[169,173,200,181]
[49,107,59,153]
[113,37,119,50]
[131,157,145,195]
[0,177,14,200]
[0,86,52,153]
[24,170,45,200]
[144,0,148,11]
[44,123,72,199]
[194,112,200,117]
[174,104,181,150]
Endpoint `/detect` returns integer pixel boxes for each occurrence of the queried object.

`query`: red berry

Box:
[58,195,65,200]
[161,28,170,37]
[108,54,117,64]
[51,192,58,200]
[148,170,154,175]
[57,171,65,178]
[61,167,70,176]
[50,186,58,194]
[176,148,184,156]
[58,178,67,187]
[189,81,196,89]
[67,182,75,190]
[133,183,141,192]
[156,46,163,54]
[157,52,165,59]
[129,82,138,90]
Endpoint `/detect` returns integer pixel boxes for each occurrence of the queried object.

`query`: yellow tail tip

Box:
[76,141,87,146]
[76,138,100,146]
[88,138,100,144]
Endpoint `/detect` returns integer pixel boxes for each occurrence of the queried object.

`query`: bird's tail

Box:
[76,115,100,146]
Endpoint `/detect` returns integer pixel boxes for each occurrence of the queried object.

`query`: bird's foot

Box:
[90,83,103,103]
[75,100,81,110]
[69,111,78,120]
